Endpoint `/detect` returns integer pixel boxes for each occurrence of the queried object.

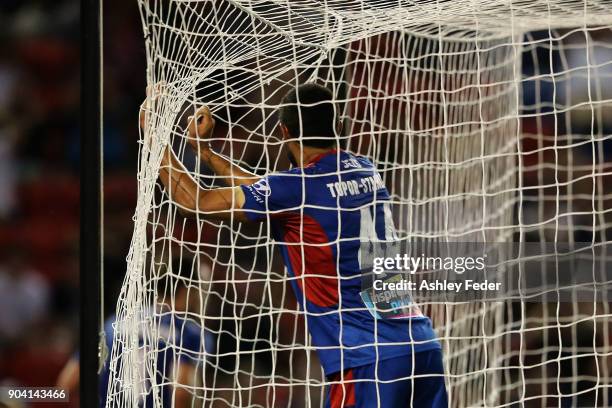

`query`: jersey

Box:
[240,149,440,376]
[101,307,214,407]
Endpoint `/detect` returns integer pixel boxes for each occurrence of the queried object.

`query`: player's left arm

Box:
[139,90,250,221]
[158,146,249,221]
[184,106,259,187]
[140,90,294,222]
[159,153,298,223]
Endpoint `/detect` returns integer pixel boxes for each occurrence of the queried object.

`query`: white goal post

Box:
[106,1,612,407]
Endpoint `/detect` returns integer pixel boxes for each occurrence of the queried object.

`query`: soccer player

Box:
[153,83,447,407]
[57,259,214,407]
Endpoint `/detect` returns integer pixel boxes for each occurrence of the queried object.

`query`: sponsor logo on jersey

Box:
[252,179,271,197]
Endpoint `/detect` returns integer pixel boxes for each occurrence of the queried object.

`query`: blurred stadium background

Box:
[0,1,610,407]
[0,2,141,406]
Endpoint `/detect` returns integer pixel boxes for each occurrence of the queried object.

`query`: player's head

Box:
[278,83,338,149]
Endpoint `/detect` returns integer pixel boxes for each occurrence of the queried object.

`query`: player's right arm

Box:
[185,106,259,187]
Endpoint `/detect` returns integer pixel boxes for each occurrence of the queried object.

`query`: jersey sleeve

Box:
[240,172,302,221]
[177,320,203,364]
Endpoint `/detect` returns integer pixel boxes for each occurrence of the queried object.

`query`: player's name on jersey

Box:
[326,174,385,198]
[373,278,502,293]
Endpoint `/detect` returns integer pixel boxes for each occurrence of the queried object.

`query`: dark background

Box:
[0,1,143,406]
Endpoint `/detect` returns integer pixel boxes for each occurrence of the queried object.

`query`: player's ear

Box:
[279,123,290,140]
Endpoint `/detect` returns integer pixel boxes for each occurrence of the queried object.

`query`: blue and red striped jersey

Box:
[241,149,440,376]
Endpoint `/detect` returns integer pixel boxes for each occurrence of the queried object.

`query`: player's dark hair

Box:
[278,83,337,148]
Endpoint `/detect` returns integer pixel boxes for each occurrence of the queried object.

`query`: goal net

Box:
[106,1,612,407]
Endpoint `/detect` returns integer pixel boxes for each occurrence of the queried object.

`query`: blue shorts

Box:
[324,349,448,408]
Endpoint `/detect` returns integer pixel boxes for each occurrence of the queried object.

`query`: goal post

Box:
[106,1,612,407]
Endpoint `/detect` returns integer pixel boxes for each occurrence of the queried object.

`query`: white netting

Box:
[106,1,612,407]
